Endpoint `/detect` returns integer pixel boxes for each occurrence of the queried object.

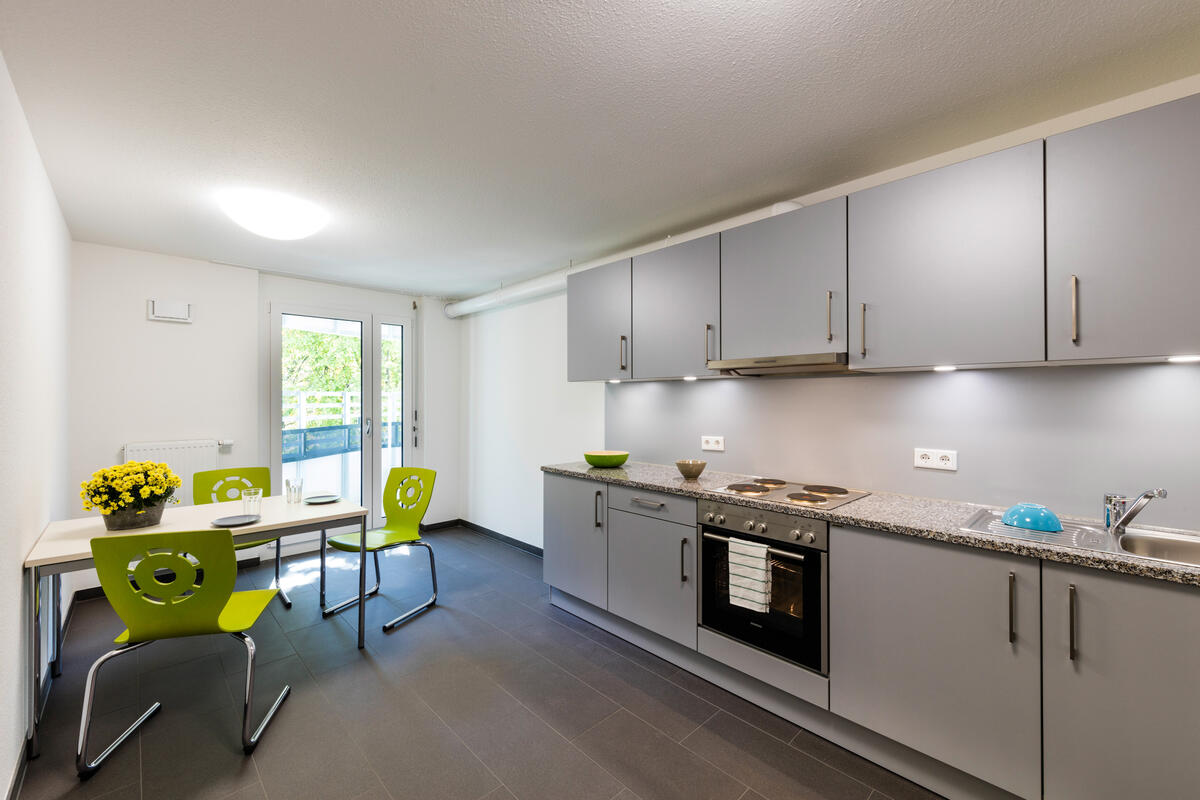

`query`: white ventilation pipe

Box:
[443,200,803,318]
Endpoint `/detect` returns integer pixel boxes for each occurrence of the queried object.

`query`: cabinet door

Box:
[1043,563,1200,799]
[632,234,720,379]
[721,198,847,360]
[1047,93,1200,360]
[567,259,631,381]
[829,526,1041,800]
[543,474,608,608]
[848,141,1045,370]
[607,509,697,648]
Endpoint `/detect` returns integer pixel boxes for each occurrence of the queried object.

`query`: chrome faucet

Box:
[1104,488,1167,537]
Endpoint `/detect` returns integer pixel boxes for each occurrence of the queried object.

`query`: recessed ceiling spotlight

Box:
[1167,355,1200,363]
[682,376,698,382]
[933,365,958,372]
[607,379,621,384]
[216,187,329,240]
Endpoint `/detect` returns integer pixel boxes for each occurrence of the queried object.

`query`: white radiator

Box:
[123,439,219,506]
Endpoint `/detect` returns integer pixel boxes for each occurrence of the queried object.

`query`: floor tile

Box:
[138,653,234,715]
[219,782,268,800]
[484,651,619,739]
[789,731,943,800]
[478,786,519,800]
[20,705,142,800]
[664,669,799,743]
[574,709,745,800]
[681,712,872,800]
[139,706,260,800]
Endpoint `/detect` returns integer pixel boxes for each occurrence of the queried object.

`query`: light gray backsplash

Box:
[606,364,1200,530]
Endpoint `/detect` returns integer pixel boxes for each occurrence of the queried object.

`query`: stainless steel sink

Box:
[960,509,1110,549]
[1118,530,1200,567]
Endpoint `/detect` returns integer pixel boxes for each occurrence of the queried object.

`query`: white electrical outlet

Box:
[701,435,725,452]
[914,448,957,471]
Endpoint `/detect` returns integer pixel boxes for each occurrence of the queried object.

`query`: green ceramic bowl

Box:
[584,450,629,468]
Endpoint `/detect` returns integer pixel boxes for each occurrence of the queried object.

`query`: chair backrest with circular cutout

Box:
[90,530,238,643]
[381,467,437,532]
[193,467,271,505]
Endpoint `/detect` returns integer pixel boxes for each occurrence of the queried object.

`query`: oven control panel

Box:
[698,500,828,551]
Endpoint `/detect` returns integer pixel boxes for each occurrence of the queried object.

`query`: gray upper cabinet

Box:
[1042,562,1200,799]
[567,258,631,381]
[848,141,1045,370]
[829,526,1041,800]
[1047,93,1200,361]
[607,508,697,648]
[542,474,608,609]
[632,234,720,379]
[720,198,848,360]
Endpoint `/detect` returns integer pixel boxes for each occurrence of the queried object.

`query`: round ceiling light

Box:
[216,187,329,240]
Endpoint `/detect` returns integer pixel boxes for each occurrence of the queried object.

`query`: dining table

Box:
[22,495,368,759]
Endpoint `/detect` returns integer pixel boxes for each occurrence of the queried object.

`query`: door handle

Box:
[594,491,603,528]
[703,323,713,363]
[680,538,688,582]
[859,303,867,358]
[619,335,628,371]
[1008,571,1016,644]
[825,291,833,343]
[1070,274,1079,345]
[1068,584,1078,661]
[364,418,372,436]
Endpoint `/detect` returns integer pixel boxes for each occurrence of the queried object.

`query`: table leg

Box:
[358,516,367,649]
[51,573,62,678]
[26,566,40,759]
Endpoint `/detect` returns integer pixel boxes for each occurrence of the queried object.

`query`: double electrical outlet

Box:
[914,448,957,471]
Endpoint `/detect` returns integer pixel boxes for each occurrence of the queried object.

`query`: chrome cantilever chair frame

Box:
[318,531,438,632]
[76,633,291,778]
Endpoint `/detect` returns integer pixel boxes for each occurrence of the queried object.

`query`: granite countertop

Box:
[542,461,1200,587]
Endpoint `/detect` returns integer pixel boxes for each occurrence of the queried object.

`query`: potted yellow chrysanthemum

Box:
[81,460,182,530]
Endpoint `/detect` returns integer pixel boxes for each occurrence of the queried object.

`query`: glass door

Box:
[271,309,371,518]
[372,316,414,528]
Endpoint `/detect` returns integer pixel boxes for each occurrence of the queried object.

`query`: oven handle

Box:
[701,531,805,562]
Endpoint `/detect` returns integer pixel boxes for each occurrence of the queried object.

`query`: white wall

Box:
[461,294,604,547]
[0,50,71,791]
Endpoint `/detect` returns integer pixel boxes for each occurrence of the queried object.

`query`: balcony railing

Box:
[282,390,402,463]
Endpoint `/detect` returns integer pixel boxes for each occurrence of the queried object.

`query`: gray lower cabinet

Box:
[567,258,631,381]
[631,234,720,379]
[720,198,848,360]
[848,141,1045,370]
[607,508,697,648]
[1047,92,1200,361]
[829,526,1041,800]
[542,474,608,608]
[1042,562,1200,799]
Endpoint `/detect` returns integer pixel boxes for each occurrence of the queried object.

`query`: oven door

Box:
[699,528,827,674]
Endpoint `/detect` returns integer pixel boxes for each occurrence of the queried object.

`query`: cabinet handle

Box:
[825,291,833,343]
[619,335,628,371]
[594,491,603,528]
[680,538,688,582]
[703,323,713,363]
[1008,571,1016,644]
[1070,274,1079,344]
[631,497,666,510]
[1068,583,1078,660]
[859,303,867,358]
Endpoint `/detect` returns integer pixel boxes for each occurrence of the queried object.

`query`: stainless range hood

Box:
[706,352,851,376]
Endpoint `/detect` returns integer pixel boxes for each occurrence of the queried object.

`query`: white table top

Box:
[26,496,367,569]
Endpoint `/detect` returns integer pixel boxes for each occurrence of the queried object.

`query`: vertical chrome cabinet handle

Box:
[1070,274,1079,344]
[1068,584,1078,660]
[1008,572,1016,644]
[618,335,628,371]
[859,303,867,358]
[825,291,833,343]
[703,323,713,363]
[680,538,688,582]
[594,491,603,528]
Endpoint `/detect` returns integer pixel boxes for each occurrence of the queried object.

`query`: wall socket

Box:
[701,435,725,452]
[914,448,957,471]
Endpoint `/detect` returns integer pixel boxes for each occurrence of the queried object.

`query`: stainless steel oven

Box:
[698,499,828,675]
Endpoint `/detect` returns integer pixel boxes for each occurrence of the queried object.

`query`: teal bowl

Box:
[584,450,629,468]
[1001,503,1063,532]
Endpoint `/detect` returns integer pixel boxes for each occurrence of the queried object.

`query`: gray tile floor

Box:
[20,527,942,800]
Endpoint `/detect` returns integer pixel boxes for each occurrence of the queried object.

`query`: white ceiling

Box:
[3,2,1200,298]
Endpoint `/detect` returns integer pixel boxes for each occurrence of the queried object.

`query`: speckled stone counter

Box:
[542,461,1200,587]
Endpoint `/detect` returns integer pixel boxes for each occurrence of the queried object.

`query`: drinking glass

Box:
[285,478,304,504]
[242,487,263,517]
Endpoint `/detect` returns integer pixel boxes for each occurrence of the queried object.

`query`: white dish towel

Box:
[727,538,772,613]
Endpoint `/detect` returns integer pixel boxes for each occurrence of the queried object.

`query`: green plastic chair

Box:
[320,467,438,632]
[77,529,290,778]
[193,467,292,609]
